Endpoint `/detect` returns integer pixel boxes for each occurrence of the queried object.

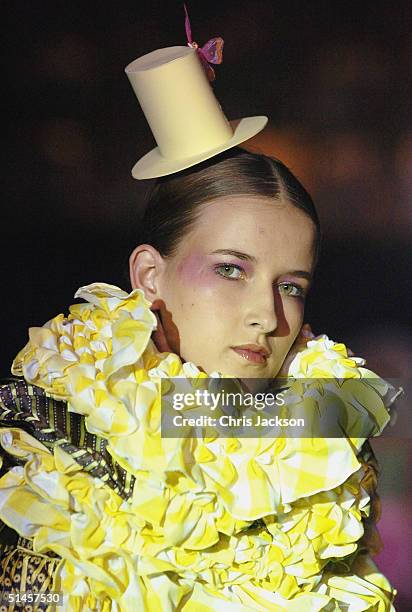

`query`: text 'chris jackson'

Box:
[172,414,305,428]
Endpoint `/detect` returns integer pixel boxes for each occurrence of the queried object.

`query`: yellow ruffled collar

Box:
[3,282,395,610]
[11,282,391,508]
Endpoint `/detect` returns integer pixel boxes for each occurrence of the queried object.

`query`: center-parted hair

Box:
[136,147,321,264]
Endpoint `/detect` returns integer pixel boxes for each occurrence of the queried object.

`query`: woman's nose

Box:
[243,285,278,333]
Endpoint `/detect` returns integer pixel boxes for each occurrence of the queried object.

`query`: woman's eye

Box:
[278,282,305,298]
[215,264,245,280]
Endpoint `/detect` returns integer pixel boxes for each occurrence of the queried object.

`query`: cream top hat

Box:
[125,46,267,179]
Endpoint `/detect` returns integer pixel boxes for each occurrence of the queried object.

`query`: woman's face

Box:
[133,196,316,378]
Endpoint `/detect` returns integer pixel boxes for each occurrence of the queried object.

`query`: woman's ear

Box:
[129,244,165,301]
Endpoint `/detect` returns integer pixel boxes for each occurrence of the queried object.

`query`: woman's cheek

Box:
[284,295,305,321]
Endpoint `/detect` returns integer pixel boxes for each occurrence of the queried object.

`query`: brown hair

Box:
[136,147,321,264]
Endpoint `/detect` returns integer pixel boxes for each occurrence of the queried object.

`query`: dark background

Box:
[2,0,412,606]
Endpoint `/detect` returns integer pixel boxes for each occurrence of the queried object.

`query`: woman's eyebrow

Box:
[287,270,313,282]
[209,249,312,281]
[210,249,257,262]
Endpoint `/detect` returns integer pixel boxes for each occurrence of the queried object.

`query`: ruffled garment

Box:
[0,283,396,610]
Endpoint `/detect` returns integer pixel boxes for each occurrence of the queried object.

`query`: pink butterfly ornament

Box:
[184,4,224,82]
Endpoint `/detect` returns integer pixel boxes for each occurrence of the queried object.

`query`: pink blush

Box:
[176,254,214,286]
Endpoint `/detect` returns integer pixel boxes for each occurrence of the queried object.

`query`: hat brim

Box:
[131,116,268,179]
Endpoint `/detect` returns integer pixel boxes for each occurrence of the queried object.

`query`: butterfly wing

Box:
[183,6,223,82]
[197,51,216,81]
[200,37,224,64]
[184,4,193,44]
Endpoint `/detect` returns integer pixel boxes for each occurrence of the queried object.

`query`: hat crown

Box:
[125,46,233,160]
[127,46,190,71]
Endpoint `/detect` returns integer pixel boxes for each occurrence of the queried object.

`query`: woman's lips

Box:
[231,347,269,364]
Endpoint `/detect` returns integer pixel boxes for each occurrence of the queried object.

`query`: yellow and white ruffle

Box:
[0,282,396,610]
